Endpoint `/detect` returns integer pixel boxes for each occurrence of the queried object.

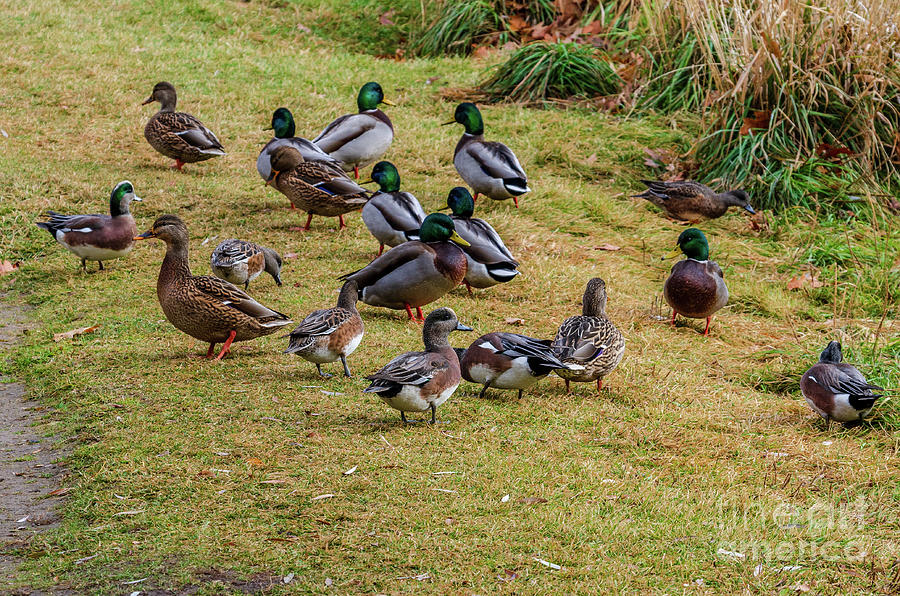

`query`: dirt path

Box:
[0,300,65,591]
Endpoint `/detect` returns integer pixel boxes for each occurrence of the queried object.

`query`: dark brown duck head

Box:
[134,214,189,249]
[261,246,283,286]
[818,340,843,364]
[337,279,360,310]
[723,189,755,214]
[265,146,305,186]
[581,277,608,317]
[422,307,472,351]
[141,81,177,112]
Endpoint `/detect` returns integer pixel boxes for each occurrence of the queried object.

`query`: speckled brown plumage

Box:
[136,215,292,359]
[142,82,225,170]
[633,180,754,222]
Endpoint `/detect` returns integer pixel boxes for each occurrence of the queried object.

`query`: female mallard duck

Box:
[36,181,142,272]
[313,82,395,179]
[551,278,626,393]
[444,103,530,207]
[360,161,425,256]
[266,146,371,231]
[634,180,755,222]
[800,341,887,428]
[142,82,225,170]
[460,332,580,399]
[135,215,293,360]
[364,307,471,423]
[444,187,519,293]
[257,107,340,181]
[663,228,728,335]
[338,213,469,322]
[285,280,364,378]
[210,239,283,290]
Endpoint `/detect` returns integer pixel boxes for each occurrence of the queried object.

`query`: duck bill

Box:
[455,322,473,332]
[744,204,756,214]
[358,178,375,185]
[134,230,156,240]
[132,196,143,202]
[380,98,396,106]
[140,97,154,105]
[440,120,455,126]
[265,171,279,187]
[449,231,470,247]
[662,246,682,260]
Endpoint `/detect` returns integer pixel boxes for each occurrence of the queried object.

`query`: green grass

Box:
[1,0,899,593]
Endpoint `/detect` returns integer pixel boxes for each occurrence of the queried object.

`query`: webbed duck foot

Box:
[353,166,359,179]
[513,196,519,208]
[702,317,712,336]
[316,364,333,378]
[462,281,474,296]
[171,159,185,171]
[205,343,216,359]
[213,330,236,361]
[338,215,346,230]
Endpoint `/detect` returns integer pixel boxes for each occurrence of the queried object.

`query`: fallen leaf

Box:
[740,110,771,136]
[343,465,357,476]
[505,317,524,326]
[378,10,395,26]
[53,325,100,342]
[533,556,561,570]
[497,569,519,582]
[582,20,604,35]
[594,244,621,251]
[197,469,213,477]
[283,573,295,584]
[518,496,548,505]
[245,457,264,467]
[501,494,510,502]
[786,271,824,291]
[324,577,333,586]
[472,45,492,59]
[815,142,852,161]
[792,583,811,593]
[425,76,441,85]
[0,128,8,138]
[0,260,18,275]
[761,31,782,59]
[508,15,529,33]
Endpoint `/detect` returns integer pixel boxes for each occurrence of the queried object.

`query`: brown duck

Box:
[663,228,728,335]
[634,180,754,222]
[135,215,293,360]
[266,146,371,231]
[142,82,226,171]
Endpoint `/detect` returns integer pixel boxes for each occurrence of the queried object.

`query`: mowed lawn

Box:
[0,0,898,593]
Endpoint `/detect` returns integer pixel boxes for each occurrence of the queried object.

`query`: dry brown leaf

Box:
[815,143,852,162]
[246,457,264,467]
[48,487,72,496]
[787,272,824,291]
[497,569,519,582]
[508,15,529,33]
[0,260,19,275]
[582,20,604,35]
[53,325,100,342]
[595,244,621,251]
[505,317,524,326]
[740,110,771,136]
[518,496,548,505]
[761,31,782,59]
[472,45,492,59]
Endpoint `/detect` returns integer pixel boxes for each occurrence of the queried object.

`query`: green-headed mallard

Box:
[460,332,579,399]
[257,107,340,181]
[135,215,293,360]
[142,82,225,171]
[285,280,364,378]
[266,145,371,231]
[444,187,519,292]
[663,228,728,335]
[360,161,425,256]
[36,181,142,272]
[313,82,395,179]
[338,213,469,322]
[800,341,887,428]
[364,307,471,423]
[634,180,755,222]
[551,278,626,393]
[210,239,283,290]
[444,102,529,207]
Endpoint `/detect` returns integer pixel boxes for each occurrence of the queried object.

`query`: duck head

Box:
[422,307,473,350]
[818,340,843,364]
[268,107,296,138]
[726,189,755,214]
[671,228,710,261]
[419,213,469,247]
[443,102,484,136]
[366,161,401,192]
[261,247,283,286]
[357,82,394,112]
[134,214,189,247]
[110,180,142,216]
[265,146,304,186]
[141,81,177,112]
[582,277,609,317]
[445,187,475,218]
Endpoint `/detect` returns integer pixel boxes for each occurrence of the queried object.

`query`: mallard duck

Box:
[313,82,395,178]
[36,181,142,272]
[210,239,283,290]
[663,228,728,335]
[134,215,293,360]
[460,332,580,399]
[364,307,471,423]
[285,280,364,378]
[142,82,225,170]
[257,107,340,182]
[338,213,469,322]
[552,278,626,393]
[444,187,519,293]
[266,146,371,230]
[360,161,425,256]
[444,102,529,207]
[800,341,887,428]
[634,180,755,222]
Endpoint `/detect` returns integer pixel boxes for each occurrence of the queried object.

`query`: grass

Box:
[1,0,899,593]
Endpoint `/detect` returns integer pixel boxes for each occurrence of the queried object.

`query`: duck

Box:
[257,107,340,182]
[134,215,293,360]
[364,307,471,423]
[551,278,626,393]
[285,280,364,378]
[36,181,142,272]
[633,180,755,222]
[444,187,519,293]
[800,341,887,428]
[663,228,728,335]
[142,82,225,170]
[210,239,283,290]
[313,82,395,178]
[360,161,425,256]
[338,213,469,322]
[459,332,580,399]
[266,146,371,230]
[444,102,530,207]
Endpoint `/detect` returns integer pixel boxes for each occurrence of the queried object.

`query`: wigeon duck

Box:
[800,341,886,427]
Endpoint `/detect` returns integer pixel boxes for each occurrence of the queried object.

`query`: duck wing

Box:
[158,112,225,155]
[636,180,709,201]
[463,140,528,188]
[492,333,567,367]
[313,113,375,153]
[364,351,446,391]
[289,307,352,338]
[455,217,517,264]
[37,211,110,234]
[552,316,616,362]
[211,240,259,268]
[293,162,370,196]
[192,275,290,324]
[338,241,431,288]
